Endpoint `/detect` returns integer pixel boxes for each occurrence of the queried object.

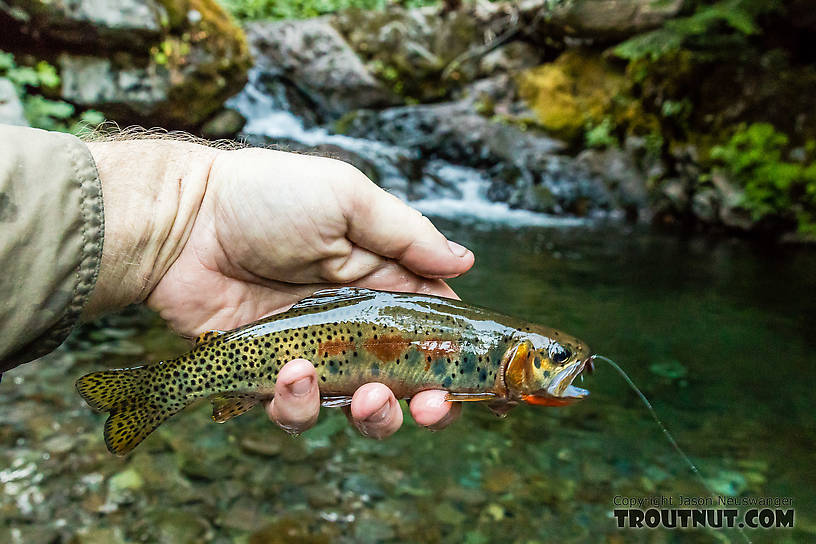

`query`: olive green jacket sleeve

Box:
[0,124,104,374]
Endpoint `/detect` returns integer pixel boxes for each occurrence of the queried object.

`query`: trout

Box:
[76,287,592,455]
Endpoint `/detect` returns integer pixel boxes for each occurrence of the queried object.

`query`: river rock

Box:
[341,100,611,214]
[711,171,754,231]
[200,108,246,139]
[517,49,627,141]
[576,146,649,220]
[332,6,486,101]
[1,0,166,49]
[0,78,28,126]
[521,0,686,43]
[2,0,251,129]
[246,18,397,121]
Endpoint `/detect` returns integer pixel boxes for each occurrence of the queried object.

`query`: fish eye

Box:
[549,344,571,364]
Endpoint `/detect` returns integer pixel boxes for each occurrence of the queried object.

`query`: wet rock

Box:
[517,49,627,141]
[0,78,28,126]
[342,474,386,501]
[1,525,60,543]
[6,0,251,128]
[352,518,395,544]
[144,510,211,544]
[711,171,754,231]
[482,466,519,494]
[521,0,686,43]
[218,497,269,532]
[200,108,246,140]
[246,18,397,122]
[2,0,166,50]
[691,188,719,224]
[478,41,542,78]
[655,177,691,217]
[304,483,340,508]
[106,467,144,505]
[433,501,467,525]
[343,100,613,214]
[332,6,484,101]
[70,527,127,544]
[249,517,330,544]
[576,146,649,220]
[441,484,487,506]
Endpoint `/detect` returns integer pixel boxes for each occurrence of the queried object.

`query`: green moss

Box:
[155,0,252,126]
[517,50,627,141]
[613,0,781,62]
[711,123,816,233]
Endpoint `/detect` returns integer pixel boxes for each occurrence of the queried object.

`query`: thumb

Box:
[344,180,474,278]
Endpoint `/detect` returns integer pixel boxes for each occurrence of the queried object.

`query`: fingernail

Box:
[365,399,390,424]
[288,376,312,397]
[447,240,469,258]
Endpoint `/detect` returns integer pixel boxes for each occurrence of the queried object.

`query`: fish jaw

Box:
[522,357,591,407]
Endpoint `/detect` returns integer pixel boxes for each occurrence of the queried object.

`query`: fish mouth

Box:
[545,356,593,401]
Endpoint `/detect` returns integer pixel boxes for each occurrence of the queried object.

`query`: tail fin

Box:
[75,364,182,456]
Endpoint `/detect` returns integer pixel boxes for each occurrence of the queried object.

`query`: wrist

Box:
[82,139,220,319]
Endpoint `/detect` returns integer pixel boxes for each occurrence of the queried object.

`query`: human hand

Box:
[270,359,462,439]
[83,139,473,435]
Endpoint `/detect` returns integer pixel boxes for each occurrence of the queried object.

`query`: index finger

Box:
[342,176,474,279]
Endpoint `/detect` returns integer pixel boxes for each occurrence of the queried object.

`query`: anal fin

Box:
[444,392,498,402]
[210,393,259,423]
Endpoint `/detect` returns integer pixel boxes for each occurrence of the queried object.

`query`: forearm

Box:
[82,139,219,318]
[0,125,103,371]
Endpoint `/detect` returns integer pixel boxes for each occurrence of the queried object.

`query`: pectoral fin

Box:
[444,392,498,402]
[210,393,259,423]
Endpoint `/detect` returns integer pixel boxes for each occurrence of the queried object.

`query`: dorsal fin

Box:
[210,393,259,423]
[289,287,376,311]
[194,330,225,345]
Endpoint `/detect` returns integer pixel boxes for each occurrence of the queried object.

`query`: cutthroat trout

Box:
[76,288,592,455]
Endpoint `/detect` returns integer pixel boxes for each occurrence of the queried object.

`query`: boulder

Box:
[1,0,166,50]
[0,78,28,126]
[711,171,754,231]
[520,0,686,43]
[517,49,627,141]
[331,6,488,101]
[245,18,397,121]
[576,146,649,220]
[200,108,246,139]
[2,0,252,129]
[341,100,612,214]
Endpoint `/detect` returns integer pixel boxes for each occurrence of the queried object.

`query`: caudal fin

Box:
[75,364,182,456]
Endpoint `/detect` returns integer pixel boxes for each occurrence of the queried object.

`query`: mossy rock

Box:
[517,49,627,141]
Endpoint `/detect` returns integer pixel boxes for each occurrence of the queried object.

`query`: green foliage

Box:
[0,50,105,134]
[584,118,618,149]
[711,123,816,233]
[614,0,781,62]
[217,0,437,21]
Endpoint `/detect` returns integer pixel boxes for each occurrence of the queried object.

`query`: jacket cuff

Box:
[0,125,104,373]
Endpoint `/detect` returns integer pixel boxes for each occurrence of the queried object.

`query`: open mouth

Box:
[545,356,593,400]
[523,357,592,406]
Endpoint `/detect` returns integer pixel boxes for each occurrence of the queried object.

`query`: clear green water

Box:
[1,223,814,543]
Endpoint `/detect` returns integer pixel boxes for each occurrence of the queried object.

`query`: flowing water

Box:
[1,73,814,543]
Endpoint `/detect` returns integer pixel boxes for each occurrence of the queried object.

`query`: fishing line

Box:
[591,355,751,544]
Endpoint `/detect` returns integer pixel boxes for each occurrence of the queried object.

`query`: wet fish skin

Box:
[76,287,591,455]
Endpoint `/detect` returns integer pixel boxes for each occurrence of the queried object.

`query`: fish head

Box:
[503,328,592,407]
